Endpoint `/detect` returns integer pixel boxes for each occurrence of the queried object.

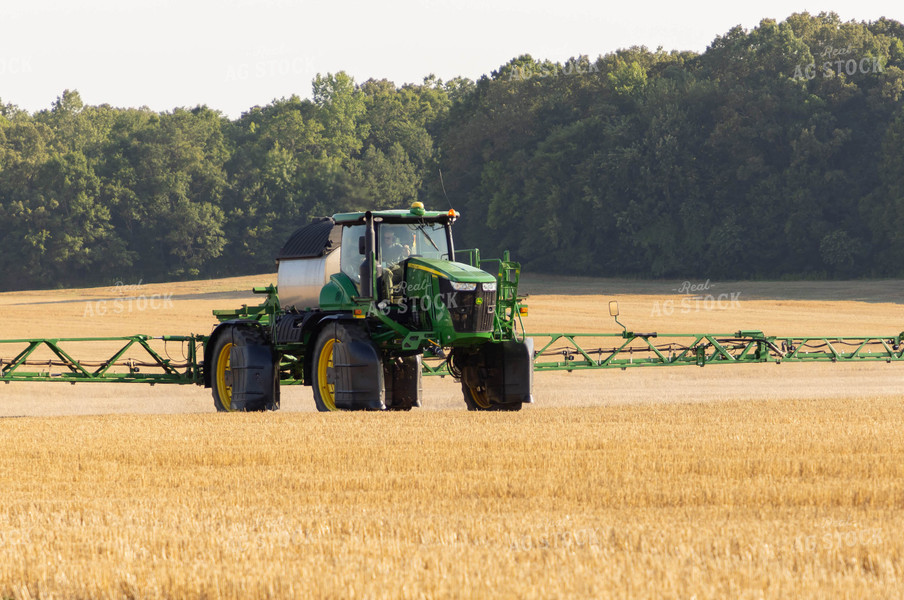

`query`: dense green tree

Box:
[0,13,902,290]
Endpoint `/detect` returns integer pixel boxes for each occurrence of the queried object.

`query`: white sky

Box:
[0,1,900,118]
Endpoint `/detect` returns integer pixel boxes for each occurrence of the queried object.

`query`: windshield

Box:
[379,222,449,267]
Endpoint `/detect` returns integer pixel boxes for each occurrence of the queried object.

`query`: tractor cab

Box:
[333,203,459,302]
[338,215,453,297]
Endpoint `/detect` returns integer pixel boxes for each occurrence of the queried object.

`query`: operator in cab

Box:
[380,226,412,266]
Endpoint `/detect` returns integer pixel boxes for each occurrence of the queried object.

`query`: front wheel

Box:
[311,322,385,412]
[461,383,522,411]
[312,326,340,412]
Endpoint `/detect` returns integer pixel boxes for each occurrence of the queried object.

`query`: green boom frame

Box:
[525,330,904,370]
[0,335,203,384]
[1,331,902,385]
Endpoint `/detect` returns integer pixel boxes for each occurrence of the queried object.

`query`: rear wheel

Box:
[211,326,279,412]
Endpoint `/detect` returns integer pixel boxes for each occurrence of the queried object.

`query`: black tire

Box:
[210,325,279,412]
[384,354,422,410]
[461,382,522,412]
[312,322,385,412]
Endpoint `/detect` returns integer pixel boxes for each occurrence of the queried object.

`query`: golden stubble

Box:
[2,401,903,599]
[0,275,902,598]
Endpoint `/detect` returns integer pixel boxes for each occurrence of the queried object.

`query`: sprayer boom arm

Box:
[523,331,904,371]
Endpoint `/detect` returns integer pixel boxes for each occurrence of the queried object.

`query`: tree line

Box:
[0,11,902,290]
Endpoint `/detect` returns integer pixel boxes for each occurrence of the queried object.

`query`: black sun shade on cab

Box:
[276,217,342,260]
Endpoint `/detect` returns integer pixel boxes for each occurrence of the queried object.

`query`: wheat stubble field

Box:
[1,275,904,598]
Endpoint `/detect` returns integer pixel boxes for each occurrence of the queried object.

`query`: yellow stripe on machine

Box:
[408,263,446,278]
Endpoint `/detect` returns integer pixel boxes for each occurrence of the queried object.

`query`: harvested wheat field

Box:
[1,275,904,598]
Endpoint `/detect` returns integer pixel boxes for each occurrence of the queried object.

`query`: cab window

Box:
[340,224,366,284]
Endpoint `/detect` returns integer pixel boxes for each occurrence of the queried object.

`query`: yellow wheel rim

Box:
[469,384,492,409]
[215,342,236,412]
[317,338,338,411]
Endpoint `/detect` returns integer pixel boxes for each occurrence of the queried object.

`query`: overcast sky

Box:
[0,1,900,118]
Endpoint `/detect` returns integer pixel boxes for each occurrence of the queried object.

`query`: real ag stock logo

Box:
[650,279,741,317]
[508,60,600,82]
[793,46,884,80]
[82,280,175,317]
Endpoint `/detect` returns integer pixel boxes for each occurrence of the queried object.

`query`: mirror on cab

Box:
[608,300,619,317]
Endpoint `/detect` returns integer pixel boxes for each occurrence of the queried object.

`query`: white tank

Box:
[277,252,341,310]
[275,218,343,311]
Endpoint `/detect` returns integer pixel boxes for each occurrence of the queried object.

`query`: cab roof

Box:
[332,203,459,225]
